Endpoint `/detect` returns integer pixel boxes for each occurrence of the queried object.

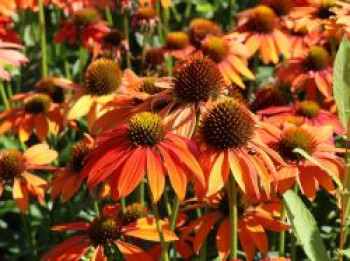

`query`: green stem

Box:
[150,201,170,261]
[228,0,236,28]
[199,207,207,261]
[38,0,48,77]
[93,198,100,217]
[156,0,164,45]
[279,204,286,256]
[64,60,71,79]
[162,197,179,259]
[163,189,172,216]
[228,175,238,260]
[105,7,113,26]
[123,14,132,69]
[121,198,127,214]
[0,81,10,109]
[6,82,12,98]
[138,178,145,205]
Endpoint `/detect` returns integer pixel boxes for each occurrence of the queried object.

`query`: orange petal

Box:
[91,246,107,261]
[13,178,29,212]
[116,240,155,261]
[246,224,268,253]
[207,152,228,196]
[24,144,57,165]
[67,95,94,120]
[34,113,49,141]
[216,218,230,260]
[146,148,165,202]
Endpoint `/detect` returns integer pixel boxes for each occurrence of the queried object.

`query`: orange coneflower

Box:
[199,35,255,88]
[90,69,172,134]
[0,41,27,81]
[276,45,333,99]
[288,0,341,33]
[62,58,122,130]
[131,6,159,29]
[83,112,205,202]
[51,137,94,202]
[164,31,195,60]
[55,8,110,56]
[288,26,322,57]
[259,123,344,200]
[184,192,290,261]
[188,18,222,49]
[0,144,57,212]
[41,204,178,261]
[232,5,290,64]
[0,92,63,142]
[258,100,344,135]
[195,98,284,198]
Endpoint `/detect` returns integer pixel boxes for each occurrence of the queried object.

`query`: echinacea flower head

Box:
[132,6,158,29]
[233,5,290,64]
[35,77,68,104]
[262,0,295,16]
[200,35,254,87]
[165,31,195,59]
[41,204,178,261]
[51,137,94,202]
[85,58,122,96]
[258,100,344,135]
[196,98,284,198]
[84,111,205,202]
[0,144,57,212]
[0,93,63,142]
[250,84,288,112]
[276,45,333,99]
[188,18,222,48]
[289,0,340,32]
[260,123,344,200]
[185,192,289,261]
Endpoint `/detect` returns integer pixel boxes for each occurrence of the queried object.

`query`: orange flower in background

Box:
[55,8,110,56]
[288,27,322,57]
[62,58,122,131]
[164,31,195,60]
[188,18,222,48]
[233,5,290,64]
[276,45,333,99]
[259,123,344,200]
[199,35,255,88]
[0,41,27,81]
[0,144,57,212]
[41,204,178,261]
[289,0,341,33]
[0,93,64,142]
[195,98,284,199]
[0,0,16,16]
[184,192,290,261]
[83,112,205,202]
[51,136,94,202]
[0,16,20,43]
[258,100,344,135]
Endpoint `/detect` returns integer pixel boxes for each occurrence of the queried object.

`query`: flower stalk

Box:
[228,174,238,260]
[38,0,48,77]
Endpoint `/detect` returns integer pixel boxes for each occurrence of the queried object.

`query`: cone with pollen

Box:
[304,46,329,71]
[166,31,190,50]
[127,112,165,146]
[189,18,222,48]
[67,141,91,173]
[89,217,122,246]
[199,98,255,150]
[251,84,287,112]
[0,150,25,182]
[246,5,277,33]
[173,54,225,104]
[278,127,316,161]
[297,100,321,118]
[201,36,229,63]
[84,59,122,96]
[24,94,52,114]
[138,77,162,95]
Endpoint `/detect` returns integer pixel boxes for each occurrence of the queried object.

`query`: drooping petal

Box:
[13,178,29,212]
[91,246,107,261]
[51,222,90,232]
[24,144,57,166]
[216,218,230,261]
[116,240,154,261]
[146,148,165,202]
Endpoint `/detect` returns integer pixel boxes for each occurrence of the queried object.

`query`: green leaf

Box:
[293,148,343,190]
[333,37,350,131]
[283,190,330,261]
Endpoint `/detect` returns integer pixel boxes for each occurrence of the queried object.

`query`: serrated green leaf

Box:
[333,37,350,131]
[283,190,330,261]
